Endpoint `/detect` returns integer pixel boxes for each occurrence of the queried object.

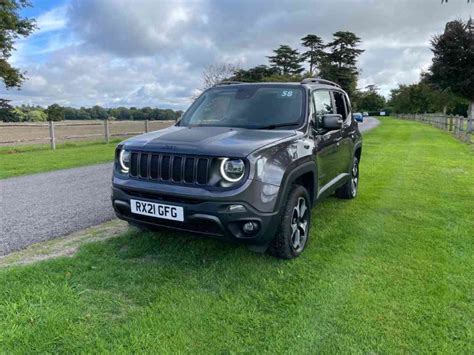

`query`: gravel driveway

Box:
[0,163,114,255]
[0,117,379,255]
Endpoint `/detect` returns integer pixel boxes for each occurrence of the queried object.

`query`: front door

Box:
[312,89,342,191]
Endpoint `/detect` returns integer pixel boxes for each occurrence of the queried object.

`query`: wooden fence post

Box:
[49,121,56,150]
[145,120,149,133]
[104,118,110,143]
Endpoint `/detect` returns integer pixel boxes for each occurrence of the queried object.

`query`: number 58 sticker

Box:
[281,90,293,97]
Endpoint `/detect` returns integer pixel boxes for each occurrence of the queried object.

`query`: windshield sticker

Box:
[281,90,294,97]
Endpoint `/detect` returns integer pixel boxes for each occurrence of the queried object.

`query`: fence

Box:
[394,113,473,143]
[0,119,175,149]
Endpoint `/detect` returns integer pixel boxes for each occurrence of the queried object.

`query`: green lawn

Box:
[0,117,473,353]
[0,139,120,179]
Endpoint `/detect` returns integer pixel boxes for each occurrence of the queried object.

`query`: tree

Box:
[426,19,474,118]
[301,34,325,76]
[201,63,238,89]
[365,84,380,93]
[387,82,467,115]
[90,105,108,120]
[46,104,65,121]
[0,0,36,89]
[267,45,304,76]
[319,31,364,96]
[232,65,278,82]
[0,98,16,121]
[353,90,386,112]
[26,109,47,122]
[326,31,364,68]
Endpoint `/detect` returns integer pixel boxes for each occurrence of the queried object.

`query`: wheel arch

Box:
[354,143,362,162]
[275,161,317,213]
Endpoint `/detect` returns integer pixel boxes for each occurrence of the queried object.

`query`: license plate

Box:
[130,199,184,222]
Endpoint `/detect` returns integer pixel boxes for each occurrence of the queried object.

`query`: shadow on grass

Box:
[86,196,341,267]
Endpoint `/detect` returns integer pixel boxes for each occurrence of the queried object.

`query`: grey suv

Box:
[112,78,362,259]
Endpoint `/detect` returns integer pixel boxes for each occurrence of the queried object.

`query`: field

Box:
[0,117,472,353]
[0,120,174,178]
[0,139,120,179]
[0,120,174,146]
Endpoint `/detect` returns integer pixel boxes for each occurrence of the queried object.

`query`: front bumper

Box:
[112,186,281,245]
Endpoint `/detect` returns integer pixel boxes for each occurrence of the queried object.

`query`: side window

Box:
[333,91,348,121]
[312,90,334,127]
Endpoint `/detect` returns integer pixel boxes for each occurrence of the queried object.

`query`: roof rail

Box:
[300,77,341,88]
[214,81,243,86]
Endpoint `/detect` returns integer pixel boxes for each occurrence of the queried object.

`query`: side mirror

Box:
[322,114,343,130]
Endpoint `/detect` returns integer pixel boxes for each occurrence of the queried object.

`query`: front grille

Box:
[121,188,202,205]
[129,152,212,186]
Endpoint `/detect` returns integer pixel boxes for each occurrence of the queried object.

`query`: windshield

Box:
[179,85,305,129]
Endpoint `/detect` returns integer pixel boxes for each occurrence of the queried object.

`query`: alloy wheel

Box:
[351,159,359,196]
[290,197,309,252]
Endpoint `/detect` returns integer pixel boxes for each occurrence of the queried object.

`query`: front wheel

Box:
[336,156,359,199]
[268,185,311,259]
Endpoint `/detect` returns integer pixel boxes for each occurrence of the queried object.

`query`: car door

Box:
[333,90,353,174]
[311,89,342,191]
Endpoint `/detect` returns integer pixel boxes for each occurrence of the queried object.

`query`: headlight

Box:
[119,149,131,173]
[220,158,245,182]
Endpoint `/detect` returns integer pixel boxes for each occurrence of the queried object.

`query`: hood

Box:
[122,125,297,157]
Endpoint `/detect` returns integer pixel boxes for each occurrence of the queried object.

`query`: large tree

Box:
[267,45,304,76]
[0,0,36,89]
[0,0,36,121]
[319,31,364,96]
[301,34,325,76]
[426,19,474,118]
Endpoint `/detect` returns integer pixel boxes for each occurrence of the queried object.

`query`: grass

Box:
[0,139,121,179]
[0,117,473,353]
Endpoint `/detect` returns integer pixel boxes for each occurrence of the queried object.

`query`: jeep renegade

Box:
[112,78,362,259]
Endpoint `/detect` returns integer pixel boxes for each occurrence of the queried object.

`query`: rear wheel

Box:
[268,185,311,259]
[336,156,359,199]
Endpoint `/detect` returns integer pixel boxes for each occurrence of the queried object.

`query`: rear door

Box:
[312,89,341,190]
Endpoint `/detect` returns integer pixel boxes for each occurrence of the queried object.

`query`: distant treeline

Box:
[1,104,184,122]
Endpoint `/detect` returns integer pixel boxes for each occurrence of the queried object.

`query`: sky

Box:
[1,0,472,110]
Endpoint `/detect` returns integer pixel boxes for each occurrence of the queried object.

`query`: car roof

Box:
[214,78,343,91]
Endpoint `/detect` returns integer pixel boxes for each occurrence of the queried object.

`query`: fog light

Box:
[242,221,259,234]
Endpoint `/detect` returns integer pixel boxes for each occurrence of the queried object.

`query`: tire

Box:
[268,185,311,259]
[335,156,359,199]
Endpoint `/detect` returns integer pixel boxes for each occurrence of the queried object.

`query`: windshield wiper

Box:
[257,123,298,130]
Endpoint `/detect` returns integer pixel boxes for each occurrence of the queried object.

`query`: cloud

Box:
[35,6,68,34]
[1,0,472,107]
